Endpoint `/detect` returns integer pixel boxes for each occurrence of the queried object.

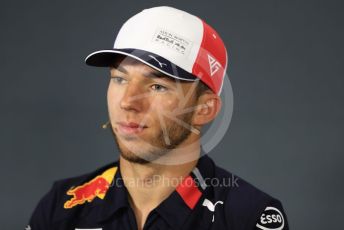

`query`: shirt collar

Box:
[93,153,215,225]
[154,153,215,227]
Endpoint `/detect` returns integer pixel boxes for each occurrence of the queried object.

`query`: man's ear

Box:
[192,92,222,127]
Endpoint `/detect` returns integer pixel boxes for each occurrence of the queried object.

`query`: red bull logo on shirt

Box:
[64,167,117,209]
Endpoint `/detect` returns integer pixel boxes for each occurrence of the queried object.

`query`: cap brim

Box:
[85,48,197,81]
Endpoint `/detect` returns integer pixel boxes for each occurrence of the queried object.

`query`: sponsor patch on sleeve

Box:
[256,206,285,230]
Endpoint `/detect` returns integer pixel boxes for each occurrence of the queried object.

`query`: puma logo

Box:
[202,198,224,222]
[149,55,167,68]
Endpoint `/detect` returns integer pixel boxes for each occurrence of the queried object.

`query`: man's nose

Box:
[120,83,148,112]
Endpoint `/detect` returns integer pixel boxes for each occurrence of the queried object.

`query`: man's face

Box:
[107,57,201,164]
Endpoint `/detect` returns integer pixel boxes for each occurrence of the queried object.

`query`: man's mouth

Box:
[116,122,148,135]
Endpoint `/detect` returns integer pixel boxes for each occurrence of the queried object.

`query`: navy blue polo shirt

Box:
[27,154,289,230]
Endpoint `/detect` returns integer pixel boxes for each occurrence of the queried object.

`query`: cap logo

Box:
[152,28,192,55]
[208,54,221,76]
[148,55,167,68]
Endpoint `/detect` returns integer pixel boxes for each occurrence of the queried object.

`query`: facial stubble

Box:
[110,110,195,164]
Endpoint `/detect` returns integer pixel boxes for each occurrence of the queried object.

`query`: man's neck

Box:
[119,139,201,229]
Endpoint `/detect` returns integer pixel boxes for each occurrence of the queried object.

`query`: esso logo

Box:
[260,213,282,224]
[256,207,285,230]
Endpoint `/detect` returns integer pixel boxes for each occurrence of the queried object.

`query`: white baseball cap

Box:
[85,6,228,95]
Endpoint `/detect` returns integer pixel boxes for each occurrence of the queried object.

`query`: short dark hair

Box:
[195,80,211,98]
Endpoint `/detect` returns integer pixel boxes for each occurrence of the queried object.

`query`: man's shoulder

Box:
[208,158,288,229]
[53,161,119,207]
[213,162,274,202]
[53,161,119,193]
[29,161,119,226]
[203,156,278,202]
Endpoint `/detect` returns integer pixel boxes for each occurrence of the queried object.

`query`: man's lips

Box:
[116,122,147,135]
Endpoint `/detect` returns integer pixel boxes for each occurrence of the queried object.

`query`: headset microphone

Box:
[102,121,110,129]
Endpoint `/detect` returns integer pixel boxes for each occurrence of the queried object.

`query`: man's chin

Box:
[119,152,151,164]
[110,123,194,164]
[119,146,169,164]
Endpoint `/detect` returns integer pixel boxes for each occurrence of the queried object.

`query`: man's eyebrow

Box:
[111,65,174,82]
[143,70,174,82]
[111,65,128,74]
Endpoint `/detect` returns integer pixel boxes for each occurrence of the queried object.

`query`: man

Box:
[28,6,289,230]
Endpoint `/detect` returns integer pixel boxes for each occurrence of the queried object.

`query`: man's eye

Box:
[111,77,127,84]
[151,84,168,92]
